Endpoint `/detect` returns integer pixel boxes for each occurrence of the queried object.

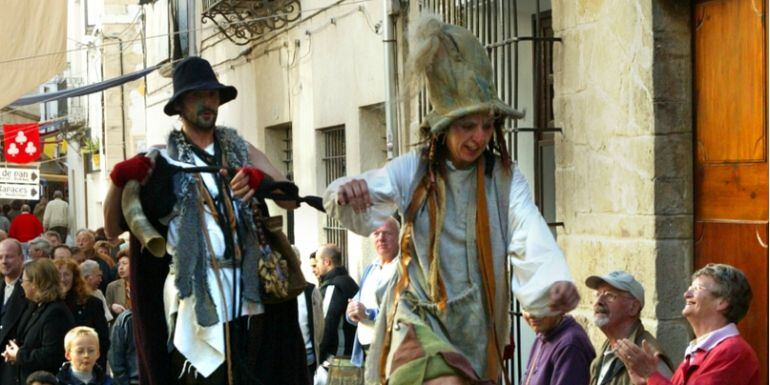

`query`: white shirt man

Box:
[345,217,400,367]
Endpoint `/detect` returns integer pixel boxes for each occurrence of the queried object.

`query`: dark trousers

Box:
[307,361,317,385]
[171,299,308,385]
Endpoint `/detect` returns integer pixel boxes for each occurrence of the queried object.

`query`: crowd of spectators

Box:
[0,187,762,385]
[0,193,137,385]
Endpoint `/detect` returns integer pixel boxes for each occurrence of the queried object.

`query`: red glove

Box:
[239,166,268,191]
[110,155,153,188]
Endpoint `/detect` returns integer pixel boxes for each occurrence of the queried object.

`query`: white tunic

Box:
[324,150,573,380]
[161,145,264,377]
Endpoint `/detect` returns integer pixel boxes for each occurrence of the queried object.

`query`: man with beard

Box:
[586,271,673,385]
[104,56,307,385]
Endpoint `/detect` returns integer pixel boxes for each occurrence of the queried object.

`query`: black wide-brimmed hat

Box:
[163,56,238,116]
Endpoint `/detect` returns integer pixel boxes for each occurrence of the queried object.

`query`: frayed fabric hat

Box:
[407,14,524,134]
[163,56,238,116]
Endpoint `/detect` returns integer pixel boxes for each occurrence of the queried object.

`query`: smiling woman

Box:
[615,264,760,385]
[2,258,74,384]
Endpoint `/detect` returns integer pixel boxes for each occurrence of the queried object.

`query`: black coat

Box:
[65,294,111,369]
[14,300,74,384]
[0,280,29,385]
[318,266,359,362]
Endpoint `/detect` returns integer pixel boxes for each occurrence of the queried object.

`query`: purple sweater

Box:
[522,316,596,385]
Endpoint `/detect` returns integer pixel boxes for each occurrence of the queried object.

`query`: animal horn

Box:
[121,180,166,257]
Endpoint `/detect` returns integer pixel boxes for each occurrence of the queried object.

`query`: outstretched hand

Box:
[336,179,371,213]
[548,281,580,313]
[228,166,269,202]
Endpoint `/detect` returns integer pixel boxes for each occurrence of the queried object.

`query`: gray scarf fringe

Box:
[167,127,262,327]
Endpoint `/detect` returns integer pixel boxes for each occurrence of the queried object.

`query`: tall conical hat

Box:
[408,14,524,133]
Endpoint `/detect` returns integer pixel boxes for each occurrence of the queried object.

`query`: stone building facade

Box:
[552,0,694,360]
[65,0,765,378]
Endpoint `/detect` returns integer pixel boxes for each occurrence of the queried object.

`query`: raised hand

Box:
[336,179,371,213]
[548,281,580,313]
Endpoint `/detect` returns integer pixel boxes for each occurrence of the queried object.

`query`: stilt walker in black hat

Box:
[104,56,309,385]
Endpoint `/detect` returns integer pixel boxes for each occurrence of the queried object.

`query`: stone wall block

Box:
[653,56,690,102]
[655,318,691,366]
[654,133,692,179]
[655,215,693,239]
[585,155,621,213]
[654,239,692,319]
[554,132,573,168]
[568,213,657,239]
[552,0,578,33]
[626,80,655,136]
[577,0,606,24]
[612,136,655,179]
[653,100,691,135]
[555,168,578,230]
[557,94,591,144]
[554,31,587,94]
[655,177,692,214]
[567,145,592,207]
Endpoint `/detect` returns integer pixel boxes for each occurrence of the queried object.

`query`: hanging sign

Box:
[0,165,40,200]
[3,123,41,164]
[0,183,39,199]
[0,166,39,184]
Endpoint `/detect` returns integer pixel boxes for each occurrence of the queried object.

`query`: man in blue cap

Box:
[104,56,307,385]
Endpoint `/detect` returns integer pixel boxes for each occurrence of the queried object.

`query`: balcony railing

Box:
[202,0,301,45]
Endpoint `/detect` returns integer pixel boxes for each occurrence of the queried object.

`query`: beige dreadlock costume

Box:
[324,15,573,384]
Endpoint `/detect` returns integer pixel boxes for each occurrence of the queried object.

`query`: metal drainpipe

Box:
[383,0,399,160]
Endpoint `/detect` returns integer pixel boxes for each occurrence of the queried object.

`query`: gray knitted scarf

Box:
[166,127,262,327]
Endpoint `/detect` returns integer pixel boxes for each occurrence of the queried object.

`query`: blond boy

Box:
[56,326,113,385]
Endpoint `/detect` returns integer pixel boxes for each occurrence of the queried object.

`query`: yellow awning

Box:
[40,173,67,183]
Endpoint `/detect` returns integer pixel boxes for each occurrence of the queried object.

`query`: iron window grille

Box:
[321,125,348,265]
[282,125,295,244]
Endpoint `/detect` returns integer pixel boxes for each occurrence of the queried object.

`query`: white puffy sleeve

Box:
[507,164,573,317]
[323,151,419,236]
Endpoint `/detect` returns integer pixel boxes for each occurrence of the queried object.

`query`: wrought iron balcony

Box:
[202,0,302,45]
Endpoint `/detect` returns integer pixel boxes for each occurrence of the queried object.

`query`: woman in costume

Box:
[324,15,579,384]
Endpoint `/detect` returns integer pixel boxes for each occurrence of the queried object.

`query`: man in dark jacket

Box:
[316,244,358,365]
[0,239,28,385]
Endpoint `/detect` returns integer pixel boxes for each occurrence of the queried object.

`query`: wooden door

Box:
[694,0,768,383]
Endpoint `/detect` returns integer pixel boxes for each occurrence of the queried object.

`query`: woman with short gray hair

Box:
[691,263,752,325]
[616,263,759,385]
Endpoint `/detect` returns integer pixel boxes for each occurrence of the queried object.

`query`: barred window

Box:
[282,125,294,243]
[321,125,348,265]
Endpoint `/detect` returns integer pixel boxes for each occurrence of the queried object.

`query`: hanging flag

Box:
[3,123,41,164]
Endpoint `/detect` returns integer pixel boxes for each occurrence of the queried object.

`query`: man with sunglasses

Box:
[586,271,673,385]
